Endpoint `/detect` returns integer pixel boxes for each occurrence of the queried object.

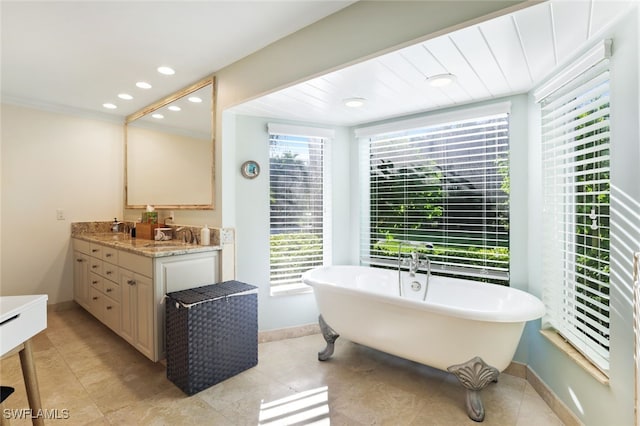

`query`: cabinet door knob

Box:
[106,271,112,275]
[92,265,99,269]
[76,258,83,263]
[92,249,99,253]
[92,296,98,300]
[92,280,98,285]
[106,253,112,258]
[106,306,113,310]
[127,279,136,286]
[106,288,112,292]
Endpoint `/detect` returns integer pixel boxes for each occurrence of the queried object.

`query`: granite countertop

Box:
[73,233,222,258]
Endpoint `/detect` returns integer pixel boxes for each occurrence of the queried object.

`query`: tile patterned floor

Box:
[0,308,563,425]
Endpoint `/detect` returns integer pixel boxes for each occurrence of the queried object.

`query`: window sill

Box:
[270,283,313,297]
[539,329,609,385]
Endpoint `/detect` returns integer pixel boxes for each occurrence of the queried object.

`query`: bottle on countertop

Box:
[131,222,136,238]
[200,225,210,246]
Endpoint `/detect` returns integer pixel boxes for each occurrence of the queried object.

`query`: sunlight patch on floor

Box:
[259,386,330,425]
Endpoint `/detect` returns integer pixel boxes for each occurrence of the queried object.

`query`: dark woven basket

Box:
[165,280,258,395]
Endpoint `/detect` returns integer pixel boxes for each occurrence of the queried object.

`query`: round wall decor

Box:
[241,160,260,179]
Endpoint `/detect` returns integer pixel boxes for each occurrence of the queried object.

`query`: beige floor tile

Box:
[106,392,232,426]
[0,308,565,426]
[516,383,565,426]
[197,367,298,424]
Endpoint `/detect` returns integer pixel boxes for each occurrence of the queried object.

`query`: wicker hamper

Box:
[165,280,258,395]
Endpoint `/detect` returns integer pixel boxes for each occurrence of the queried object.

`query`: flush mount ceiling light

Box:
[102,103,117,109]
[152,113,164,119]
[157,66,175,76]
[427,73,457,87]
[136,81,152,89]
[188,96,202,103]
[343,97,366,108]
[168,105,181,112]
[118,93,133,100]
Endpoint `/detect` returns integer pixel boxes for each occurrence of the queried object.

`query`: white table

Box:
[0,295,48,426]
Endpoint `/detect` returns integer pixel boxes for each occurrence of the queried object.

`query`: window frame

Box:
[357,102,511,285]
[267,123,333,296]
[536,40,612,374]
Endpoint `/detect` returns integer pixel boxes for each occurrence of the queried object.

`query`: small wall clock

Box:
[241,160,260,179]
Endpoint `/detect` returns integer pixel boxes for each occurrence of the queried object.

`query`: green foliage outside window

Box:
[573,103,610,351]
[367,120,510,285]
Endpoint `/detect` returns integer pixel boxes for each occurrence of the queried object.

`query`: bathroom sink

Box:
[142,241,189,248]
[93,233,130,241]
[110,234,130,241]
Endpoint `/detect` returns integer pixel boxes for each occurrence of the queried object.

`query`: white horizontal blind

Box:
[269,128,330,288]
[360,111,510,283]
[540,58,611,372]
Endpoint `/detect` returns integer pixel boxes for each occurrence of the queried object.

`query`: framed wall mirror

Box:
[125,75,215,209]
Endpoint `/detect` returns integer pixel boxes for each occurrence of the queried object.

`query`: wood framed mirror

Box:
[125,75,215,209]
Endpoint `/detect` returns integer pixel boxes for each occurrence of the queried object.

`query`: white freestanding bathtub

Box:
[302,265,545,422]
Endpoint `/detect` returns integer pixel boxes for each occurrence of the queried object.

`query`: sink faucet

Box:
[111,218,124,233]
[175,227,197,244]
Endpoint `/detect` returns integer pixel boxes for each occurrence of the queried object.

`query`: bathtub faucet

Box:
[408,251,421,275]
[398,241,433,275]
[408,250,432,278]
[397,241,433,299]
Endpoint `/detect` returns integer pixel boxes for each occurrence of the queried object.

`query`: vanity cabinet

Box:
[120,268,154,359]
[73,241,90,308]
[72,238,219,361]
[83,243,122,334]
[118,251,154,359]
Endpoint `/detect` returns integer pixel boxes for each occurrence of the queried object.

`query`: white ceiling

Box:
[230,0,635,126]
[1,1,634,128]
[0,0,355,118]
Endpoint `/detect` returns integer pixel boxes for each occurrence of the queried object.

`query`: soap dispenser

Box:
[111,218,119,232]
[200,225,210,246]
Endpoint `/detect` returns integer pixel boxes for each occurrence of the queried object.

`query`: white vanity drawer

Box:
[89,243,103,258]
[102,281,121,302]
[89,287,102,316]
[102,263,119,281]
[119,251,152,277]
[89,272,103,292]
[89,258,103,276]
[0,295,47,355]
[102,298,120,332]
[88,288,120,332]
[102,247,118,263]
[73,238,91,255]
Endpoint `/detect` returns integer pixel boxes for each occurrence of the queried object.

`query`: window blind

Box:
[360,110,510,283]
[540,58,611,373]
[269,128,330,289]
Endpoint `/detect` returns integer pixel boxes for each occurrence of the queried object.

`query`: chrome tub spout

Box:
[397,241,433,300]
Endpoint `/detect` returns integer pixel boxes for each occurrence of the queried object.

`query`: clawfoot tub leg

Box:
[318,315,339,361]
[447,356,500,422]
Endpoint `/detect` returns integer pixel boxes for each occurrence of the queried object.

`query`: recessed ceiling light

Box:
[118,93,133,100]
[102,103,117,109]
[136,81,152,89]
[152,113,164,119]
[188,96,202,103]
[343,97,366,108]
[426,73,457,87]
[157,66,175,76]
[168,105,181,112]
